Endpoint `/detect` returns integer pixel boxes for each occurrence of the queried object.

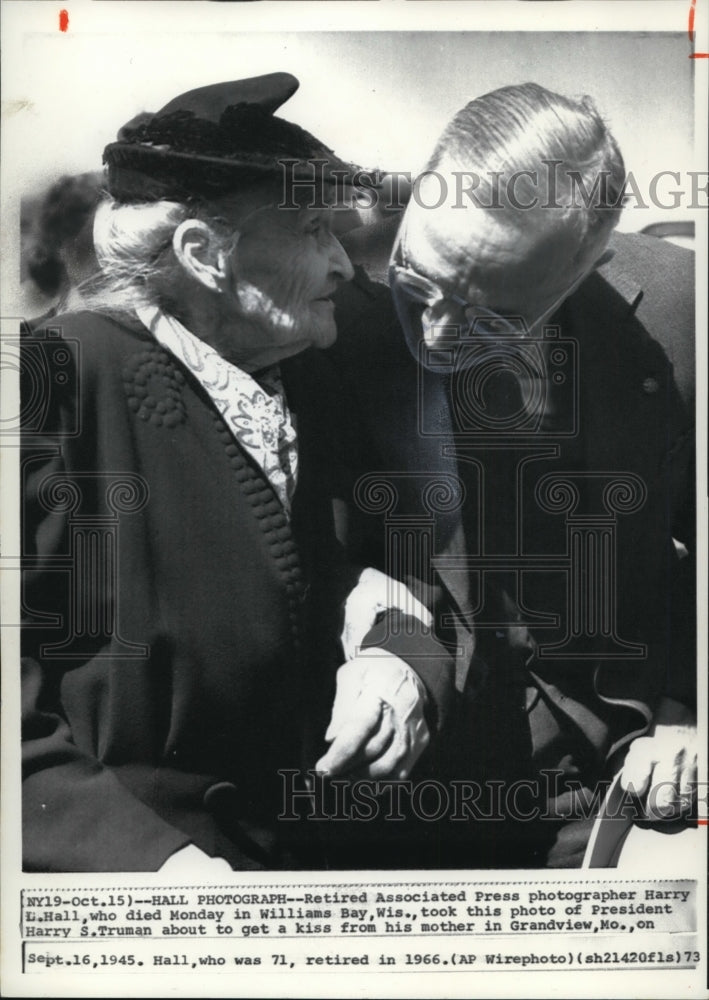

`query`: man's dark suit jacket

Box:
[328,222,695,864]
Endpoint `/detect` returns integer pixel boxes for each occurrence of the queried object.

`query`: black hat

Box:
[103,73,358,203]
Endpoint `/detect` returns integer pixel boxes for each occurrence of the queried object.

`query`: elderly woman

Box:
[21,74,454,872]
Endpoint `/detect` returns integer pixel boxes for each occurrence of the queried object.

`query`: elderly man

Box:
[20,73,455,872]
[330,83,696,867]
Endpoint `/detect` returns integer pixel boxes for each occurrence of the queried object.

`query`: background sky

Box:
[6,31,694,183]
[2,8,699,235]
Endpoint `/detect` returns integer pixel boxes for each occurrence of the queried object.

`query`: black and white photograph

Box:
[1,1,707,996]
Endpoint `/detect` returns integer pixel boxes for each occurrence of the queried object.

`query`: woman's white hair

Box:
[86,181,279,313]
[87,193,246,314]
[86,197,194,312]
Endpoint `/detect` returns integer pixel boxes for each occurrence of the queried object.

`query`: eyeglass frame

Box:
[389,225,613,343]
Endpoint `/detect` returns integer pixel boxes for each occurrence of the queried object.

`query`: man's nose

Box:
[328,236,355,283]
[422,299,467,341]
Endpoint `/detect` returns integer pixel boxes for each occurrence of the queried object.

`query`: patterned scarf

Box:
[136,305,298,513]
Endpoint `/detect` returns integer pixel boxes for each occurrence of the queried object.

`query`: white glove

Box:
[341,567,432,661]
[620,698,697,820]
[620,723,697,820]
[159,844,233,875]
[316,649,430,780]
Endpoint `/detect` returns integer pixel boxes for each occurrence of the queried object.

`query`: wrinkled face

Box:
[394,186,612,352]
[223,198,354,358]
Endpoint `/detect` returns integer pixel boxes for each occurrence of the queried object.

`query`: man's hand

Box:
[619,699,697,820]
[315,649,429,780]
[341,567,432,661]
[159,844,233,874]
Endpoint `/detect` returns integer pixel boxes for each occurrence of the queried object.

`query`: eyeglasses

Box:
[389,229,611,351]
[389,260,528,342]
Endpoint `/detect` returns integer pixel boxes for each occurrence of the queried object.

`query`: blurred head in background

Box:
[23,171,104,314]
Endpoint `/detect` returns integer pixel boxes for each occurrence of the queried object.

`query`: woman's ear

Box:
[172,219,231,292]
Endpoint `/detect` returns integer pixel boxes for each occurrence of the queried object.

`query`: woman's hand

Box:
[316,650,429,780]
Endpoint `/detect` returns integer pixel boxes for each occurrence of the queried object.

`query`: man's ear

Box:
[172,219,231,292]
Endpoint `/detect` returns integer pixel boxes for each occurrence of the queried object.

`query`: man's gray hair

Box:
[428,82,625,249]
